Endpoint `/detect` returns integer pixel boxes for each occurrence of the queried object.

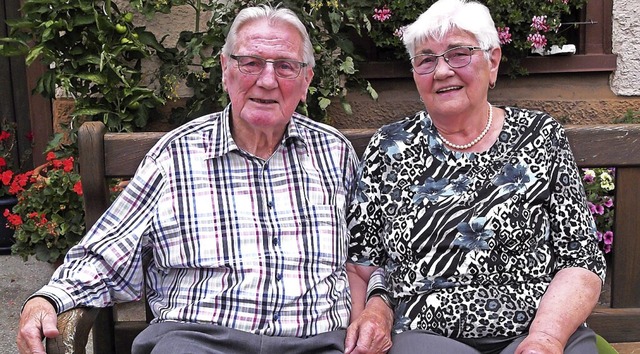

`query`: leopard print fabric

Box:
[348,106,606,338]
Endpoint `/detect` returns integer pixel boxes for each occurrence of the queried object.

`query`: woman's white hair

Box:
[221,4,315,67]
[402,0,500,58]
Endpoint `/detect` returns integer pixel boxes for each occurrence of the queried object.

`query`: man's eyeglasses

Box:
[410,46,485,75]
[230,54,307,79]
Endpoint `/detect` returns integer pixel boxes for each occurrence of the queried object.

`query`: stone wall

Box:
[327,72,640,129]
[610,0,640,96]
[54,0,640,130]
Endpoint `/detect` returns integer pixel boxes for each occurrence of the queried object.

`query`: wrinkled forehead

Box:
[233,19,303,55]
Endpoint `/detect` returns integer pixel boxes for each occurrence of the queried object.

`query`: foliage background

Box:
[0,0,592,261]
[0,0,588,136]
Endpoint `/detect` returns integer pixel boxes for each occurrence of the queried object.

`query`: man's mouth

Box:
[251,98,278,104]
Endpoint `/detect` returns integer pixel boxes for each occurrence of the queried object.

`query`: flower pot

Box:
[0,196,18,255]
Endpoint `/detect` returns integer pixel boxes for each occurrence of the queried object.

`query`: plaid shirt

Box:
[36,106,359,337]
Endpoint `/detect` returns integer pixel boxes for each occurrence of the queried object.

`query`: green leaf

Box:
[318,97,331,110]
[0,38,30,56]
[75,73,108,84]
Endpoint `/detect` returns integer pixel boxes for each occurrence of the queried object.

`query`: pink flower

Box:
[394,26,406,39]
[596,231,603,242]
[594,204,605,215]
[527,33,547,49]
[603,231,614,245]
[373,6,392,22]
[531,16,550,32]
[497,27,512,45]
[602,197,614,208]
[583,173,594,183]
[603,243,612,254]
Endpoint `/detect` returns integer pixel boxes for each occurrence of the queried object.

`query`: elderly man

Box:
[16,4,391,354]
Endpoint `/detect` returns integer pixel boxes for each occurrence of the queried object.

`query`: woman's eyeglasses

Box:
[410,46,485,75]
[230,54,307,79]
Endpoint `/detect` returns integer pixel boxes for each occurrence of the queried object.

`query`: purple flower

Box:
[583,173,595,183]
[603,231,614,245]
[596,231,603,242]
[594,204,605,215]
[587,201,596,214]
[603,197,614,208]
[603,243,612,254]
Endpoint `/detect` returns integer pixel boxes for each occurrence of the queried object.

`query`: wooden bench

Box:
[47,121,640,354]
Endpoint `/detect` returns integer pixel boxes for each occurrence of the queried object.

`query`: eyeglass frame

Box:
[410,46,487,75]
[229,54,308,79]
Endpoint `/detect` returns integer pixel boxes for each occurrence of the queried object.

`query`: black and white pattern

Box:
[348,106,606,338]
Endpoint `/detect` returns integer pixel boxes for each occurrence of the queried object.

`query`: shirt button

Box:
[272,237,279,246]
[273,312,280,321]
[267,200,274,208]
[276,273,283,281]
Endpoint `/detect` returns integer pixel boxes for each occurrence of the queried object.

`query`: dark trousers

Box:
[388,325,597,354]
[132,321,346,354]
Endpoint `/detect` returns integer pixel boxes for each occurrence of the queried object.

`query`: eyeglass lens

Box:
[411,46,479,75]
[231,55,304,79]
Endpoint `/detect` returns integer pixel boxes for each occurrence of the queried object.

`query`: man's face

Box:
[221,19,314,133]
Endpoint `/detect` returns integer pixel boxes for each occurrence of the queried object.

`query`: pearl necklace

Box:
[437,103,493,150]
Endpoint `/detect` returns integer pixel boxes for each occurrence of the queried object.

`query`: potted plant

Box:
[0,118,32,254]
[582,167,615,255]
[4,149,85,264]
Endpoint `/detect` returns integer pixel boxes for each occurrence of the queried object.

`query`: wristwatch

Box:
[367,289,394,309]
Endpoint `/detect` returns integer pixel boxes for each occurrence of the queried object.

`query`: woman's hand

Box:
[515,331,563,354]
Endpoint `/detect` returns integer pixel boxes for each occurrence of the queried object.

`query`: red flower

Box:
[0,130,11,142]
[45,151,57,161]
[0,157,6,169]
[3,209,22,226]
[9,172,30,195]
[73,181,83,196]
[62,157,74,172]
[52,159,63,169]
[1,170,13,186]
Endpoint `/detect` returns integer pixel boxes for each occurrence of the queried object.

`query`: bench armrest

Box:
[46,307,100,354]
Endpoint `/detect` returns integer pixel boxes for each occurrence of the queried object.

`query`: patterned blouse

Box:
[348,106,606,339]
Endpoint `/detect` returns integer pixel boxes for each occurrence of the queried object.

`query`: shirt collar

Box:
[211,105,308,159]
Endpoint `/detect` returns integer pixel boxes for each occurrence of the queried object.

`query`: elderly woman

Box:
[345,0,607,353]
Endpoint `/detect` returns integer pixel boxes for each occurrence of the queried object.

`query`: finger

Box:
[344,322,359,354]
[39,310,59,338]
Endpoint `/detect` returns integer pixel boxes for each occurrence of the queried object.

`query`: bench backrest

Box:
[78,121,640,353]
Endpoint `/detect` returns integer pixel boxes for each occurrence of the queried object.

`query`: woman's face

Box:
[412,28,501,119]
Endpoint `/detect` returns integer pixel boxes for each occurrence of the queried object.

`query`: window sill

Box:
[357,54,618,79]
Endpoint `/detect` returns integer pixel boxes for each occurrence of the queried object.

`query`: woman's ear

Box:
[489,46,502,83]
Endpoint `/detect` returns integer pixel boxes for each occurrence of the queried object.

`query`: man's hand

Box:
[16,297,59,354]
[344,297,393,354]
[514,331,563,354]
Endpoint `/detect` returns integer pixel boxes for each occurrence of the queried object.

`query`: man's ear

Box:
[300,67,314,102]
[220,54,228,92]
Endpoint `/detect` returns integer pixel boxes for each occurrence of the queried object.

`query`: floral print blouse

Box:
[348,106,606,338]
